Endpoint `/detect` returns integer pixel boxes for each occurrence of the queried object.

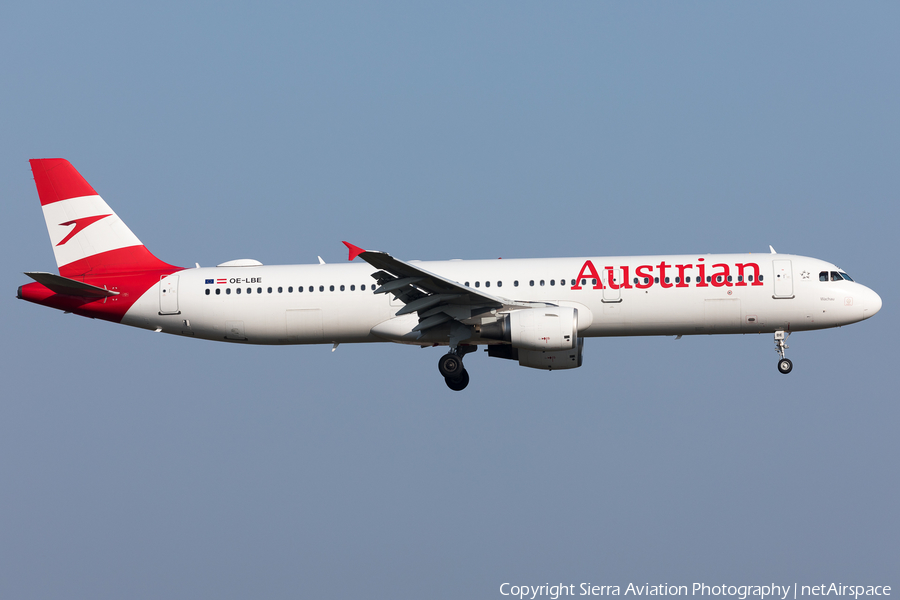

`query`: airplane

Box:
[18,158,882,391]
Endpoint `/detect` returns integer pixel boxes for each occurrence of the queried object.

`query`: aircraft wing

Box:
[343,242,542,334]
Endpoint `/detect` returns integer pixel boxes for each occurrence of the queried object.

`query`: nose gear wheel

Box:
[774,331,793,374]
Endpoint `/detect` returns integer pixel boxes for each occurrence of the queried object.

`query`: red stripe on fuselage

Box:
[59,245,180,278]
[21,245,184,323]
[20,267,185,323]
[30,158,99,205]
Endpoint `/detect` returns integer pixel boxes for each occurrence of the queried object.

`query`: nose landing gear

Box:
[439,344,475,391]
[775,330,792,374]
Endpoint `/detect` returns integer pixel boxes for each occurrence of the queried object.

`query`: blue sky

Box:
[1,3,897,598]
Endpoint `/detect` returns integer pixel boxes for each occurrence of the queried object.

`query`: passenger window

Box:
[278,287,283,293]
[318,285,324,292]
[727,275,732,282]
[514,280,519,287]
[351,285,355,291]
[485,281,490,288]
[329,285,334,291]
[497,281,502,287]
[257,287,262,294]
[530,280,535,286]
[340,285,345,291]
[758,275,764,281]
[592,279,597,286]
[686,277,691,283]
[633,278,639,284]
[550,280,555,286]
[215,288,221,295]
[288,286,293,293]
[654,277,659,284]
[265,287,270,293]
[665,277,670,284]
[706,276,711,283]
[644,278,649,284]
[226,288,231,295]
[236,288,241,294]
[465,282,469,287]
[475,281,480,288]
[361,284,366,291]
[582,279,587,285]
[205,289,210,295]
[540,280,545,286]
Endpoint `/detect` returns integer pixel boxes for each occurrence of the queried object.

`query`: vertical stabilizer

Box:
[29,159,176,277]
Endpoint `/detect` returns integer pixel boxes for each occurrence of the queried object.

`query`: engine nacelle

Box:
[487,337,584,370]
[481,307,578,351]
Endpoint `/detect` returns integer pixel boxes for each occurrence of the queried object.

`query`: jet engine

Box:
[481,307,583,370]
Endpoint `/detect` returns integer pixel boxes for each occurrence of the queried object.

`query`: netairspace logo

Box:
[498,583,892,600]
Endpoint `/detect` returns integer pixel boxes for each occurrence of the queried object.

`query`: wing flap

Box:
[347,246,505,307]
[344,242,554,338]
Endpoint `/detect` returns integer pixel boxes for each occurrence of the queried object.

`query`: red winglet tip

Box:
[342,241,366,261]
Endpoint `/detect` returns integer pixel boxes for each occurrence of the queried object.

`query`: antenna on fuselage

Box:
[769,245,777,254]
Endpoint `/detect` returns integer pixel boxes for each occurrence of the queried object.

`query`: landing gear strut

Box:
[439,344,475,391]
[775,330,792,374]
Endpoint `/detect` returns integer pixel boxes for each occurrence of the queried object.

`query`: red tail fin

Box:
[30,159,179,276]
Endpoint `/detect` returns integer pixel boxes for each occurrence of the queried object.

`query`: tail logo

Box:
[56,214,112,246]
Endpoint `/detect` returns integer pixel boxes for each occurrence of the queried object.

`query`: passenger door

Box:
[772,260,794,298]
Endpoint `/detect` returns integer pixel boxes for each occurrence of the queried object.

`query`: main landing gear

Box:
[439,345,475,391]
[775,330,793,374]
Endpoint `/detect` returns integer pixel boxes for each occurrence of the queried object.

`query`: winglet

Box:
[342,241,366,261]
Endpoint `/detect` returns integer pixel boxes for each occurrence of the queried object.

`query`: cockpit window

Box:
[819,271,828,282]
[831,271,843,281]
[840,272,854,282]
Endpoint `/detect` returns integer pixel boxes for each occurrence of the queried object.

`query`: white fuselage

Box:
[122,253,881,345]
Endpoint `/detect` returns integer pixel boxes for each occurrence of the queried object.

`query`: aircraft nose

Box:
[863,286,882,319]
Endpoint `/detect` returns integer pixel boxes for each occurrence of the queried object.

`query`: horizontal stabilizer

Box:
[24,272,119,297]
